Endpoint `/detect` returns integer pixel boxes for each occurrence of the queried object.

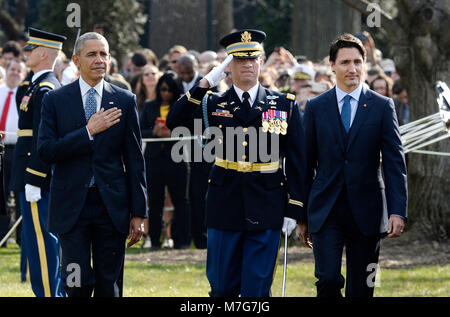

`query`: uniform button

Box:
[27,152,31,156]
[208,179,211,183]
[219,125,222,129]
[242,141,248,146]
[243,128,248,132]
[242,155,246,160]
[281,182,284,186]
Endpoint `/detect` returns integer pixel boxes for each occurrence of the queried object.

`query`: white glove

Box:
[25,184,41,203]
[204,54,233,87]
[282,217,297,236]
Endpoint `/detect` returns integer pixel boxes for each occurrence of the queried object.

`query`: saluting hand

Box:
[87,107,122,136]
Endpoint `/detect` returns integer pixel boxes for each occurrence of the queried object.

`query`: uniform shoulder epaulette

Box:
[39,82,56,90]
[20,81,30,87]
[286,93,296,101]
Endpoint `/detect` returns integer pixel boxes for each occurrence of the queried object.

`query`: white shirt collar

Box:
[335,83,363,103]
[79,75,104,98]
[1,84,18,93]
[233,82,259,106]
[32,69,53,83]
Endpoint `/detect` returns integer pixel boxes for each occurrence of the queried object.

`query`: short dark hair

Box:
[131,52,147,67]
[2,41,21,57]
[156,71,183,103]
[329,33,366,63]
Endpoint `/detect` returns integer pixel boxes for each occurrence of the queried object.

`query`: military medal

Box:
[268,109,275,133]
[274,111,281,134]
[20,95,31,112]
[280,111,288,134]
[262,111,269,132]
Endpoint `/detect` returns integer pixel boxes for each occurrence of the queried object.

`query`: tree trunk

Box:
[214,0,234,49]
[341,0,450,240]
[291,0,361,60]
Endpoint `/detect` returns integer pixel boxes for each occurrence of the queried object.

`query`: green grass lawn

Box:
[0,244,448,297]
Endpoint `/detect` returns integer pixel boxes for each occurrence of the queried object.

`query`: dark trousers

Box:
[206,228,280,297]
[311,188,381,298]
[188,162,211,249]
[146,154,190,249]
[59,187,126,297]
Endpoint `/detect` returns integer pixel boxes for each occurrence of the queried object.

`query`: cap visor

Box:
[23,44,38,51]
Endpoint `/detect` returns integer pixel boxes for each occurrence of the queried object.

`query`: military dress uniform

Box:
[167,29,307,297]
[10,28,66,297]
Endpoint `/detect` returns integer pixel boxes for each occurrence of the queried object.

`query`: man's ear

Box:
[72,54,79,68]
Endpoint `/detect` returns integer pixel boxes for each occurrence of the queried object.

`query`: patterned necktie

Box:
[242,91,251,117]
[85,88,97,186]
[341,94,352,133]
[84,88,97,122]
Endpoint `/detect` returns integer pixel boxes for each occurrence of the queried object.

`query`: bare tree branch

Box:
[340,0,401,37]
[0,10,21,40]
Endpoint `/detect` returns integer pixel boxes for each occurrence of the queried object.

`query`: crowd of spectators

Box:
[0,29,411,251]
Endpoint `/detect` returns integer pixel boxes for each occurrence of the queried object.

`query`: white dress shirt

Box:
[233,83,259,107]
[335,83,362,128]
[182,72,199,93]
[79,76,104,139]
[0,84,18,144]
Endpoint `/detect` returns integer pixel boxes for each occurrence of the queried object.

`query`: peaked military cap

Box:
[23,27,67,51]
[219,29,266,59]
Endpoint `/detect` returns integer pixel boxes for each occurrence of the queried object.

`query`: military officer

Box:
[167,29,307,297]
[10,27,66,297]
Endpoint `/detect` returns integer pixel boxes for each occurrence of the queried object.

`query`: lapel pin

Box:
[363,104,367,108]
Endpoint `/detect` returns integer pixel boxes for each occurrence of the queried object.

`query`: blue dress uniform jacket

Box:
[166,83,307,232]
[38,80,148,235]
[303,86,408,236]
[10,72,59,192]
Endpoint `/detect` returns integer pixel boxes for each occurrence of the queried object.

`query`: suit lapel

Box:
[67,79,87,127]
[101,80,116,111]
[346,86,372,151]
[325,87,345,153]
[246,84,269,124]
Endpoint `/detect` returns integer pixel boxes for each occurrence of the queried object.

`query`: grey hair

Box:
[74,32,109,55]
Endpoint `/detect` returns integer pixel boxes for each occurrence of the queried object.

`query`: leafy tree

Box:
[252,0,294,55]
[38,0,146,63]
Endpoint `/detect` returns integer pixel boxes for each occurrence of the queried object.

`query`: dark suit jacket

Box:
[303,86,407,236]
[140,99,176,160]
[38,79,148,235]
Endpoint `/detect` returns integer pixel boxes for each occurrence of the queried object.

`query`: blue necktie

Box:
[84,88,97,122]
[85,88,97,186]
[341,94,351,133]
